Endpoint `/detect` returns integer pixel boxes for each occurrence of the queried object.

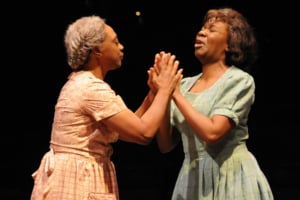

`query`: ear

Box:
[93,47,102,56]
[94,51,102,56]
[225,45,229,52]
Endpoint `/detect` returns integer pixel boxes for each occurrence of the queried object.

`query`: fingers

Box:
[175,68,183,86]
[171,59,180,75]
[155,52,173,71]
[153,51,181,77]
[150,51,182,95]
[147,67,159,93]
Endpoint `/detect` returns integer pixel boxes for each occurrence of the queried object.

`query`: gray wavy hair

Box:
[64,15,106,70]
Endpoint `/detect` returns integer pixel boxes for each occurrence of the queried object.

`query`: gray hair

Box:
[64,16,106,70]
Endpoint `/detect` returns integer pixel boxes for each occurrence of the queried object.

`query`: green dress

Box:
[170,66,274,200]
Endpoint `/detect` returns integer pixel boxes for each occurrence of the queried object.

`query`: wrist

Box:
[147,90,155,102]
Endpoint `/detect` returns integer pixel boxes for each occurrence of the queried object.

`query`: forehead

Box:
[205,16,227,25]
[203,19,228,29]
[204,9,229,22]
[104,24,117,40]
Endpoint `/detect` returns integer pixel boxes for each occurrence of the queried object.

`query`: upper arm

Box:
[102,109,153,145]
[212,71,255,126]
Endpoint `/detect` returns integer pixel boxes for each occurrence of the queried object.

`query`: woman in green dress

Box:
[151,7,274,200]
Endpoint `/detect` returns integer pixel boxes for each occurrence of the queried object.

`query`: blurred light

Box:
[135,11,141,17]
[135,10,144,25]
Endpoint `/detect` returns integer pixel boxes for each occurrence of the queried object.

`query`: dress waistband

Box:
[50,144,110,162]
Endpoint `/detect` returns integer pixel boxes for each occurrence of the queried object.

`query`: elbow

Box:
[118,132,153,145]
[204,134,222,145]
[157,142,176,153]
[157,133,179,153]
[159,147,173,154]
[136,135,153,145]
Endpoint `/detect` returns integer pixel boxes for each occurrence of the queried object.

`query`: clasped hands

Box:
[147,51,183,96]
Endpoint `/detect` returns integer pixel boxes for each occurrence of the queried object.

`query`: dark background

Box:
[3,0,298,199]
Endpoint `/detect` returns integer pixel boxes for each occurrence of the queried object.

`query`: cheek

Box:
[210,37,228,51]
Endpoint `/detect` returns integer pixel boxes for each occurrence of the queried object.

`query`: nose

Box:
[119,43,124,50]
[197,30,206,37]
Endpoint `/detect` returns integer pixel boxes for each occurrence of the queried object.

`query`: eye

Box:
[208,24,218,32]
[114,38,120,45]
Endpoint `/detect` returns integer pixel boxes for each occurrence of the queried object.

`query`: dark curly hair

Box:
[203,8,258,72]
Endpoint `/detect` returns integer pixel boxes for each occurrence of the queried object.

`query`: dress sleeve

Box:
[211,71,255,126]
[81,80,128,122]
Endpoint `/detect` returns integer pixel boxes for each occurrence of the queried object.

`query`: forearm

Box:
[136,51,181,141]
[155,102,178,153]
[135,91,155,117]
[172,90,223,144]
[139,89,172,139]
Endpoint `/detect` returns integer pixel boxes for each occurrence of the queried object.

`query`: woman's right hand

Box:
[148,51,182,96]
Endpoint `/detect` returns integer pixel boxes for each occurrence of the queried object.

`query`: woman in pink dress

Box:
[30,15,182,200]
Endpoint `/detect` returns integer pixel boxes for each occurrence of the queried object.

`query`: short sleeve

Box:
[211,70,255,126]
[81,80,128,122]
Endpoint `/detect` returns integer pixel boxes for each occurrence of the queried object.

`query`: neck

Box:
[89,67,105,80]
[201,62,228,80]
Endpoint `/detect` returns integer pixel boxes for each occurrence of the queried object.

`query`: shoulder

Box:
[72,71,113,89]
[66,71,117,99]
[215,66,255,100]
[226,66,255,87]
